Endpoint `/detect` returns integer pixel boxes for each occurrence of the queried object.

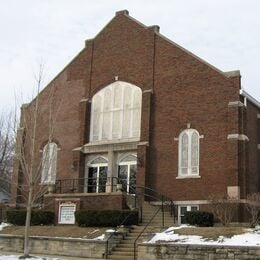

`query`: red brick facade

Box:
[12,10,260,223]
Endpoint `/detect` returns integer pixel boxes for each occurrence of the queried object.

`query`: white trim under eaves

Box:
[240,89,260,108]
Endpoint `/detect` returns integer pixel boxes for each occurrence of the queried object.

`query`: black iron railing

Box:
[105,210,138,258]
[54,177,176,259]
[55,177,125,194]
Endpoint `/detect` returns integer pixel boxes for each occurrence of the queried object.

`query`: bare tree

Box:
[209,195,237,226]
[13,65,62,258]
[0,110,16,201]
[245,193,260,228]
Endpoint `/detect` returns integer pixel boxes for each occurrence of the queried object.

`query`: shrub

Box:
[75,210,138,227]
[185,211,214,227]
[209,195,236,226]
[246,193,260,227]
[6,210,26,225]
[6,210,54,225]
[31,210,54,225]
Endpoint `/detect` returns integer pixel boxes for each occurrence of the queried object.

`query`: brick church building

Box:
[11,10,260,224]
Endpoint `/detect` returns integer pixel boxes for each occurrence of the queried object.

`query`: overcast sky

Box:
[1,0,260,111]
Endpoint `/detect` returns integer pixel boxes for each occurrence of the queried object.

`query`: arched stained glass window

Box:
[90,81,142,142]
[178,129,200,177]
[41,142,58,184]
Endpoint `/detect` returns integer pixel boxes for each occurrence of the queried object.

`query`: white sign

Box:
[59,203,76,224]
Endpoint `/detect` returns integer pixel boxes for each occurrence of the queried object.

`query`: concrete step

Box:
[108,256,134,260]
[120,241,135,245]
[112,251,134,256]
[114,247,135,252]
[117,244,135,249]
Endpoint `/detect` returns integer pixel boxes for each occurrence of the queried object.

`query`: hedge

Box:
[75,210,138,227]
[185,211,214,227]
[6,210,54,225]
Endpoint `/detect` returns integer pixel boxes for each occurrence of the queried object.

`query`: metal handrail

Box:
[128,185,175,260]
[133,207,161,260]
[133,185,175,222]
[105,209,138,259]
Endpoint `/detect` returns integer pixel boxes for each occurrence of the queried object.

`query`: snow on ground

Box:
[148,225,260,246]
[0,223,11,231]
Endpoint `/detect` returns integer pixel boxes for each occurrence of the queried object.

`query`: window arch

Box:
[90,81,142,142]
[178,129,200,176]
[41,142,58,184]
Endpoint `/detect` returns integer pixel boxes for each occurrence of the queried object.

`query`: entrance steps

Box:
[108,201,176,260]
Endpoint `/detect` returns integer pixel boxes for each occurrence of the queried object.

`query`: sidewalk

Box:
[0,251,104,260]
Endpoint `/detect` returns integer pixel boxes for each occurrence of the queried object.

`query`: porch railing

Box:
[54,177,135,194]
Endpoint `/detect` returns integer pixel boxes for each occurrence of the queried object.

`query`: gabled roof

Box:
[105,10,235,80]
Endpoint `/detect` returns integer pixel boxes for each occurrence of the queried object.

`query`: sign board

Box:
[59,203,76,224]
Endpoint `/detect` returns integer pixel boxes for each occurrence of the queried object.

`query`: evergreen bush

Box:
[75,209,138,227]
[6,210,54,225]
[185,211,214,227]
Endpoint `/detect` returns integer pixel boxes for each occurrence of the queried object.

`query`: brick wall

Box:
[11,11,259,215]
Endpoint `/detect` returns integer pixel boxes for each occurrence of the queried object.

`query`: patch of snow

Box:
[0,223,11,231]
[105,229,115,233]
[94,234,105,240]
[148,226,260,247]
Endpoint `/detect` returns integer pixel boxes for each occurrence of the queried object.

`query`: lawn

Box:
[0,224,251,240]
[0,225,109,239]
[174,226,248,240]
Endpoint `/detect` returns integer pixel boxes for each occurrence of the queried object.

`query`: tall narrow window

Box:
[178,129,200,177]
[41,142,58,184]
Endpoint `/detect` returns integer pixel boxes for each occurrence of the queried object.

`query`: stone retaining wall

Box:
[138,243,260,260]
[0,234,110,258]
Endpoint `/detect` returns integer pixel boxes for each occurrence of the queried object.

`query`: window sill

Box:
[176,175,201,179]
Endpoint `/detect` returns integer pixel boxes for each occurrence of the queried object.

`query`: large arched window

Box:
[90,81,142,142]
[41,142,58,184]
[178,129,200,177]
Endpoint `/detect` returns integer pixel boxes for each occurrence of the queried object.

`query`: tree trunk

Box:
[23,186,33,257]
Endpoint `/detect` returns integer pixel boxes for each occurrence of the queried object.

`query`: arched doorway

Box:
[118,154,137,194]
[87,156,108,193]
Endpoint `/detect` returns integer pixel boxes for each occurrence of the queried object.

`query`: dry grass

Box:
[0,225,109,239]
[174,227,249,240]
[0,225,250,240]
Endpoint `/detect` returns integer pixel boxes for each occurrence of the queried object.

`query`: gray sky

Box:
[1,0,260,111]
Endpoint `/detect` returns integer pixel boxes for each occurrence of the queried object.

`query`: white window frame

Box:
[86,156,108,193]
[41,142,58,184]
[58,203,76,224]
[118,153,137,193]
[178,129,200,178]
[90,81,142,142]
[178,205,199,224]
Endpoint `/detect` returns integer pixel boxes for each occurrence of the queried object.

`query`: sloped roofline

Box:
[122,11,235,80]
[240,89,260,108]
[25,10,245,108]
